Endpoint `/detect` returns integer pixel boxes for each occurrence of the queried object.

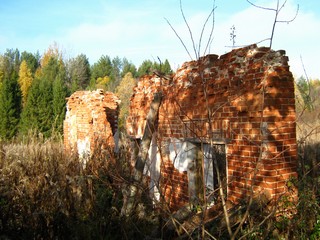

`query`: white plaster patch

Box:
[77,136,90,167]
[169,138,195,172]
[143,134,161,203]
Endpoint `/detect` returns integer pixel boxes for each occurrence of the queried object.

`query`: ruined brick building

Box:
[63,44,297,210]
[126,44,297,209]
[63,89,120,162]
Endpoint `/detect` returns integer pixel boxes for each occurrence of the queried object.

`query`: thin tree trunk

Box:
[121,92,163,216]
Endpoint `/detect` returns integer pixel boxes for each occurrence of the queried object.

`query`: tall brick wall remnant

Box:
[64,89,120,160]
[127,44,297,209]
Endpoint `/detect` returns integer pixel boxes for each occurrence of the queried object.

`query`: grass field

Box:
[0,118,320,239]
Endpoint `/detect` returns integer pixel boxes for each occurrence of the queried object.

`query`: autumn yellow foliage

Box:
[18,60,33,106]
[95,76,110,90]
[115,72,137,127]
[35,42,64,79]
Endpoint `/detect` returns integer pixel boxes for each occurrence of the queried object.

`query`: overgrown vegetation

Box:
[0,110,320,239]
[1,0,320,239]
[0,133,158,239]
[0,74,319,239]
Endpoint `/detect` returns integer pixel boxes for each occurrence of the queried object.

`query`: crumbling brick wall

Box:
[127,44,297,209]
[64,89,120,159]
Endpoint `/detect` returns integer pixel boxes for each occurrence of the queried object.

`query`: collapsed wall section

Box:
[127,44,297,209]
[64,89,120,159]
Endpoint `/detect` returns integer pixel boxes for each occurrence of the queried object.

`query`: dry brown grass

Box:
[0,133,157,239]
[1,116,320,239]
[0,134,109,238]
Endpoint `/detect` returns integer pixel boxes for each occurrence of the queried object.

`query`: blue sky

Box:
[0,0,319,78]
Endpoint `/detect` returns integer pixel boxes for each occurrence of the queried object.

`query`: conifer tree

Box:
[137,60,153,77]
[20,74,54,137]
[37,76,54,136]
[19,78,42,134]
[121,58,137,77]
[20,56,67,137]
[89,55,113,90]
[162,59,173,75]
[0,73,21,139]
[0,56,4,85]
[52,64,67,134]
[137,59,173,77]
[21,51,40,75]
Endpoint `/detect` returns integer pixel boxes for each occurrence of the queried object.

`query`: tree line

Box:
[0,44,173,140]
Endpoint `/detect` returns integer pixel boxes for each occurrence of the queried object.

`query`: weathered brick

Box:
[121,45,299,209]
[64,90,120,158]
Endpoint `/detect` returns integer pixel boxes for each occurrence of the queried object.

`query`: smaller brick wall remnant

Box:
[64,89,120,160]
[127,44,297,210]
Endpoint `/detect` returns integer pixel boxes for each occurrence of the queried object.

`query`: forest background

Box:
[0,44,318,141]
[0,45,173,139]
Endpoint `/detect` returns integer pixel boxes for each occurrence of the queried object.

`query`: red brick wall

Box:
[64,89,120,157]
[160,161,190,210]
[127,44,297,208]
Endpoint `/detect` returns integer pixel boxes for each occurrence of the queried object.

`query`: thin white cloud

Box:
[163,0,320,78]
[213,0,320,78]
[2,0,317,78]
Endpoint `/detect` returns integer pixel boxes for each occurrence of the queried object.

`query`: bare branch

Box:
[278,0,288,12]
[224,38,270,49]
[180,0,198,59]
[300,55,312,104]
[246,0,276,11]
[277,4,299,23]
[198,8,214,56]
[238,201,278,240]
[300,55,311,86]
[247,0,299,48]
[199,1,217,56]
[164,17,193,61]
[203,0,216,56]
[269,0,280,48]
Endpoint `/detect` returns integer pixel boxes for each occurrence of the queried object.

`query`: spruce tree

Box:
[0,72,22,140]
[21,51,40,75]
[52,65,67,134]
[162,59,173,75]
[19,78,41,135]
[137,60,153,77]
[20,57,66,137]
[121,58,137,77]
[37,76,54,137]
[20,74,54,137]
[89,55,113,90]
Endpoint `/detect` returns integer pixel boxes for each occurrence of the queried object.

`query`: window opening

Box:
[203,144,227,205]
